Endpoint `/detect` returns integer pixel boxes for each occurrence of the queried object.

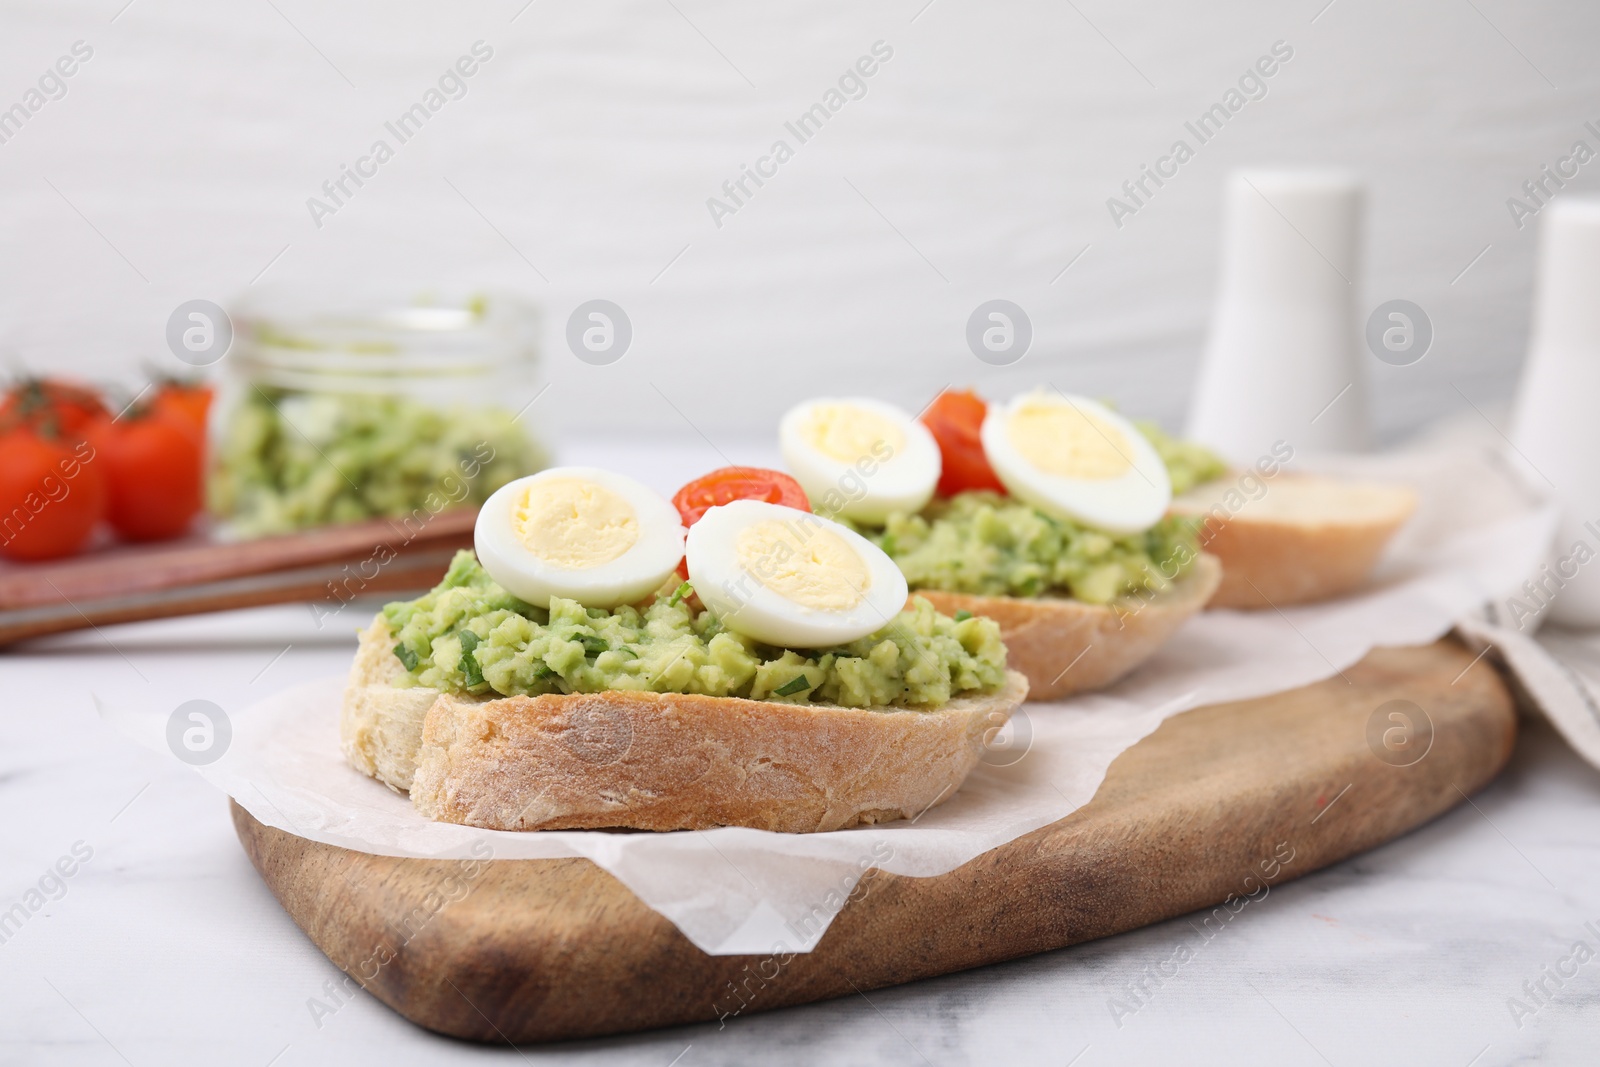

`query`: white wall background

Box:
[1,0,1596,446]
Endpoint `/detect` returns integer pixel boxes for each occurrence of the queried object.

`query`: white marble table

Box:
[3,599,1599,1067]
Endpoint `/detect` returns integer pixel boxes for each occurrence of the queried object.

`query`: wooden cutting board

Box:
[233,638,1513,1043]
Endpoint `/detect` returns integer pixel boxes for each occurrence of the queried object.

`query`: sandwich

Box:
[342,466,1028,833]
[776,388,1224,701]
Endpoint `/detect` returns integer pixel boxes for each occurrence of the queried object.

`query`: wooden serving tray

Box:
[233,638,1513,1043]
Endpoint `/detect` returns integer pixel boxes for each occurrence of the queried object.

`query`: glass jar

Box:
[209,291,549,537]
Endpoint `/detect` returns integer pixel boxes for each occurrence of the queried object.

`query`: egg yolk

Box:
[514,478,638,568]
[736,519,869,612]
[802,403,906,463]
[1007,399,1133,480]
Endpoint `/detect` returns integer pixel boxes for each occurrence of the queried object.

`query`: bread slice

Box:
[911,553,1222,703]
[1169,475,1416,609]
[341,614,466,793]
[342,613,1029,833]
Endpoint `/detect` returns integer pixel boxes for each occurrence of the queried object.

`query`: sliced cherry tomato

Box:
[670,467,810,580]
[85,408,204,542]
[0,427,106,561]
[671,467,810,527]
[151,380,213,439]
[921,388,1006,496]
[0,378,108,436]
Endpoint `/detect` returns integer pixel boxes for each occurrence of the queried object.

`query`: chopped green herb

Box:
[775,674,813,697]
[614,647,639,659]
[953,610,973,622]
[393,643,419,672]
[668,580,693,606]
[457,630,484,686]
[580,634,610,656]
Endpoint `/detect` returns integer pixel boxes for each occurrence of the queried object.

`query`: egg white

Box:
[980,391,1171,534]
[687,499,908,648]
[474,467,685,609]
[778,396,941,524]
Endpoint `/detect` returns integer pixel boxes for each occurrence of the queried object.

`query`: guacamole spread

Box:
[384,551,1007,708]
[211,388,546,536]
[871,493,1201,603]
[1136,420,1228,495]
[859,422,1220,604]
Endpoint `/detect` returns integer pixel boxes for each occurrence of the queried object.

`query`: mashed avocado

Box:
[1136,420,1229,495]
[859,422,1219,604]
[383,551,1007,708]
[871,493,1201,604]
[211,388,546,536]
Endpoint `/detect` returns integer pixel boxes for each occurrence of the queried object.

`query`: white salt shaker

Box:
[1186,170,1369,465]
[1510,196,1600,627]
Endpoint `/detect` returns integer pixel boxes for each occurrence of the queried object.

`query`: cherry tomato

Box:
[0,428,106,561]
[86,409,204,542]
[671,467,810,527]
[151,381,213,439]
[0,378,107,436]
[670,467,810,580]
[921,388,1007,496]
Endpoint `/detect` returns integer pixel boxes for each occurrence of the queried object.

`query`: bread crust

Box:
[342,614,1029,833]
[1170,475,1416,609]
[910,553,1221,703]
[411,671,1027,833]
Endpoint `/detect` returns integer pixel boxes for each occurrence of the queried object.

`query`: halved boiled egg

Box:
[778,397,941,524]
[980,390,1171,534]
[687,499,908,647]
[475,467,685,608]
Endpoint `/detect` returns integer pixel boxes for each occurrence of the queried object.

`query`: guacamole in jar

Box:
[210,388,546,536]
[383,551,1008,709]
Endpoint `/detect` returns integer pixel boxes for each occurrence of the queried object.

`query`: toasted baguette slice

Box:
[1169,475,1416,609]
[342,613,1029,833]
[911,553,1222,703]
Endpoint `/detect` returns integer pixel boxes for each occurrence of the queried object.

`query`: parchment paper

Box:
[114,437,1559,956]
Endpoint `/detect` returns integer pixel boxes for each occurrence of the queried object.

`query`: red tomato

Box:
[151,381,213,439]
[86,409,204,542]
[670,467,811,580]
[0,378,108,436]
[0,428,106,561]
[921,388,1007,496]
[671,467,810,527]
